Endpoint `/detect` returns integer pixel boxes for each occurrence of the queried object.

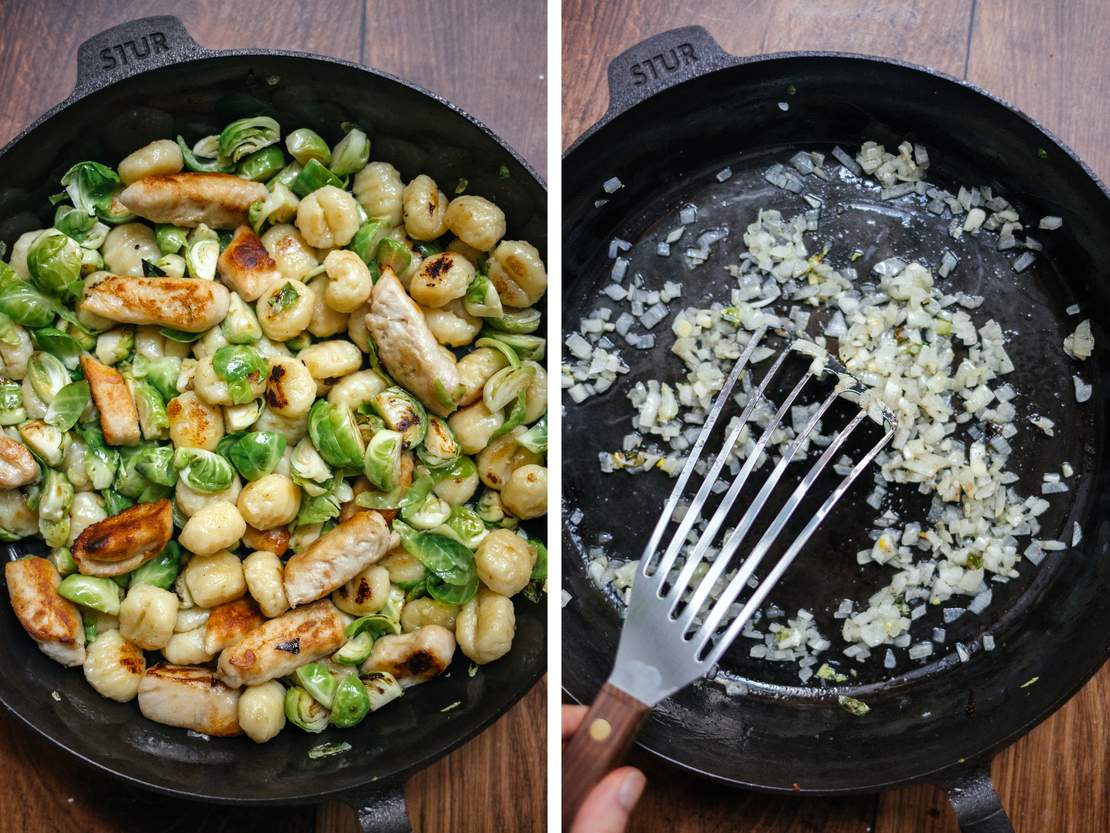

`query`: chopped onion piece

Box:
[1039,215,1063,230]
[1073,375,1092,403]
[1012,251,1036,272]
[716,166,733,182]
[602,176,623,194]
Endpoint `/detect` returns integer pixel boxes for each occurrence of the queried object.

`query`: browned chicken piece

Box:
[119,172,268,229]
[79,276,230,333]
[80,354,140,447]
[217,225,285,301]
[203,597,267,655]
[72,499,173,577]
[137,663,241,736]
[4,557,85,667]
[0,434,39,488]
[242,525,290,557]
[362,625,456,687]
[365,268,460,416]
[283,511,391,607]
[216,599,347,688]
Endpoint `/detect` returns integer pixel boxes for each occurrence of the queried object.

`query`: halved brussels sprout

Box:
[131,353,181,402]
[212,345,268,405]
[285,128,331,167]
[174,447,235,494]
[0,378,27,425]
[50,546,77,577]
[237,145,286,182]
[362,429,402,492]
[295,488,344,528]
[0,276,58,330]
[186,238,219,280]
[57,573,121,615]
[417,416,461,469]
[130,378,168,440]
[473,336,520,369]
[434,505,488,550]
[487,306,541,334]
[95,328,134,366]
[151,253,186,277]
[38,469,73,523]
[403,491,451,530]
[346,611,402,640]
[290,158,344,198]
[79,425,119,490]
[226,430,286,481]
[248,182,300,234]
[285,685,329,733]
[375,238,412,276]
[329,128,370,177]
[267,160,303,191]
[361,671,404,711]
[394,520,479,606]
[491,391,527,440]
[114,446,149,498]
[177,135,234,173]
[135,445,178,487]
[19,419,64,466]
[101,488,133,516]
[294,662,338,709]
[44,380,90,432]
[517,413,547,454]
[329,675,371,728]
[27,351,67,406]
[59,161,120,217]
[222,293,263,344]
[155,224,189,255]
[332,631,373,666]
[130,541,182,590]
[464,273,503,319]
[290,436,333,496]
[480,330,545,362]
[483,364,534,413]
[27,229,82,302]
[370,387,427,449]
[33,327,82,369]
[219,116,281,164]
[477,488,515,527]
[349,219,389,265]
[307,400,365,469]
[225,399,263,433]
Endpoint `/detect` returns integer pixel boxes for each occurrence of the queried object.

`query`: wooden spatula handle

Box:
[562,683,650,828]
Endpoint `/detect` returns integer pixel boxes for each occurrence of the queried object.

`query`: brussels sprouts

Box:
[487,307,541,334]
[483,364,534,414]
[174,447,235,493]
[150,254,186,277]
[33,327,82,369]
[80,248,105,276]
[0,378,26,425]
[361,671,404,712]
[57,574,121,615]
[225,399,263,433]
[227,430,286,481]
[517,413,547,454]
[284,685,329,733]
[370,387,427,449]
[27,351,67,405]
[130,541,182,590]
[328,675,370,728]
[349,219,389,265]
[176,135,234,173]
[530,539,547,582]
[54,205,109,249]
[95,328,134,366]
[329,128,370,177]
[403,491,451,530]
[237,145,286,182]
[44,380,90,431]
[332,632,373,666]
[0,279,58,329]
[285,128,331,167]
[491,391,527,440]
[79,425,119,490]
[38,469,73,523]
[26,230,82,302]
[293,662,338,709]
[363,429,403,492]
[50,546,77,577]
[59,161,120,217]
[130,353,180,402]
[222,293,263,344]
[189,223,219,245]
[248,182,300,234]
[101,488,133,516]
[375,238,412,276]
[416,416,460,469]
[114,446,148,498]
[307,400,365,469]
[156,224,189,255]
[412,240,443,258]
[19,419,64,466]
[295,489,342,529]
[219,116,281,164]
[135,445,178,487]
[394,520,479,606]
[159,327,203,344]
[435,505,488,550]
[186,238,219,280]
[463,273,503,319]
[125,378,167,440]
[290,436,332,496]
[346,611,402,641]
[267,160,303,191]
[480,330,545,362]
[290,158,343,198]
[212,345,268,404]
[477,488,513,527]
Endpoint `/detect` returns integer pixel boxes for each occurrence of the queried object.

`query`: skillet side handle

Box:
[942,760,1016,833]
[603,26,737,121]
[74,16,206,94]
[341,778,413,833]
[562,682,650,830]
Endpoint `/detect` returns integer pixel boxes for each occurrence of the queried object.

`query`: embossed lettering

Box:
[100,31,171,71]
[99,47,116,70]
[628,43,699,87]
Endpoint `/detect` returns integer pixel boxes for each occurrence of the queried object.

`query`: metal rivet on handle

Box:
[589,718,612,741]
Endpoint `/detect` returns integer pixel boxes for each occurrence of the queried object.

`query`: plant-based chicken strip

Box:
[217,225,284,301]
[283,510,391,607]
[5,557,85,667]
[72,499,173,577]
[137,663,241,736]
[80,354,141,447]
[119,172,268,229]
[79,275,230,333]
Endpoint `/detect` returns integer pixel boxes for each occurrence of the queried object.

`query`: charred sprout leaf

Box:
[285,128,331,167]
[130,541,182,590]
[463,273,503,319]
[44,380,89,431]
[174,447,235,493]
[227,431,286,481]
[285,685,328,733]
[362,671,404,711]
[483,364,534,413]
[219,116,281,164]
[306,740,351,759]
[332,631,373,665]
[131,354,181,402]
[307,399,365,469]
[480,330,545,361]
[60,161,119,216]
[142,258,167,277]
[490,390,527,439]
[486,306,541,334]
[177,135,234,173]
[370,387,427,449]
[291,158,343,198]
[269,281,301,315]
[57,574,121,615]
[131,378,169,440]
[329,675,371,728]
[213,345,267,404]
[135,445,178,488]
[237,145,286,182]
[329,128,370,177]
[838,695,871,717]
[517,414,547,454]
[375,237,411,277]
[294,662,338,709]
[349,219,388,265]
[32,327,82,369]
[417,415,460,468]
[394,520,479,606]
[363,429,402,491]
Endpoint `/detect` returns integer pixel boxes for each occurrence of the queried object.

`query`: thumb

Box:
[569,767,646,833]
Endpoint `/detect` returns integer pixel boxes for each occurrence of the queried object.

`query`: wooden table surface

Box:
[562,2,1110,832]
[0,2,546,832]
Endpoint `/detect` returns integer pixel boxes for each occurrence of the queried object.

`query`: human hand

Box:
[563,705,646,833]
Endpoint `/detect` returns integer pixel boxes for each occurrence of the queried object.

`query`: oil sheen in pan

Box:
[562,146,1092,699]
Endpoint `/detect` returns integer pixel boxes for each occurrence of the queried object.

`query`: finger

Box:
[561,705,588,739]
[569,766,646,833]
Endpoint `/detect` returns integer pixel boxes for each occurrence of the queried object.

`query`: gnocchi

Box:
[296,185,361,249]
[353,161,404,226]
[183,549,246,608]
[238,680,287,744]
[448,401,505,455]
[409,252,475,308]
[237,474,300,530]
[119,584,179,650]
[423,299,482,347]
[83,630,146,702]
[102,223,160,277]
[260,224,319,281]
[456,588,516,665]
[242,549,290,618]
[402,174,448,240]
[501,464,547,519]
[298,340,361,384]
[444,195,506,252]
[332,564,391,616]
[323,249,373,312]
[167,391,225,451]
[118,139,183,185]
[257,279,315,342]
[488,240,547,307]
[475,528,535,597]
[264,356,316,418]
[401,597,458,633]
[179,501,246,556]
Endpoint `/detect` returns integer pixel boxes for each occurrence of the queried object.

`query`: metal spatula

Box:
[562,330,897,824]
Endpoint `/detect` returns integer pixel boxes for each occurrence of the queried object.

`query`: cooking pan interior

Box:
[563,54,1110,792]
[0,52,546,803]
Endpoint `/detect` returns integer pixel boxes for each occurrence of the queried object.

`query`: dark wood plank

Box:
[363,0,547,175]
[318,680,547,833]
[562,0,973,148]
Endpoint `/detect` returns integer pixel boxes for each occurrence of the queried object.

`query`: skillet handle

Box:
[74,16,207,94]
[561,682,650,829]
[341,778,413,833]
[941,760,1016,833]
[602,26,737,121]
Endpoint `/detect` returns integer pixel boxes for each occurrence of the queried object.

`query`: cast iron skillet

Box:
[563,26,1109,832]
[0,16,546,832]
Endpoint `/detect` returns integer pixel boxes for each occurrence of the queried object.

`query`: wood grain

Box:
[0,3,546,833]
[562,1,1110,832]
